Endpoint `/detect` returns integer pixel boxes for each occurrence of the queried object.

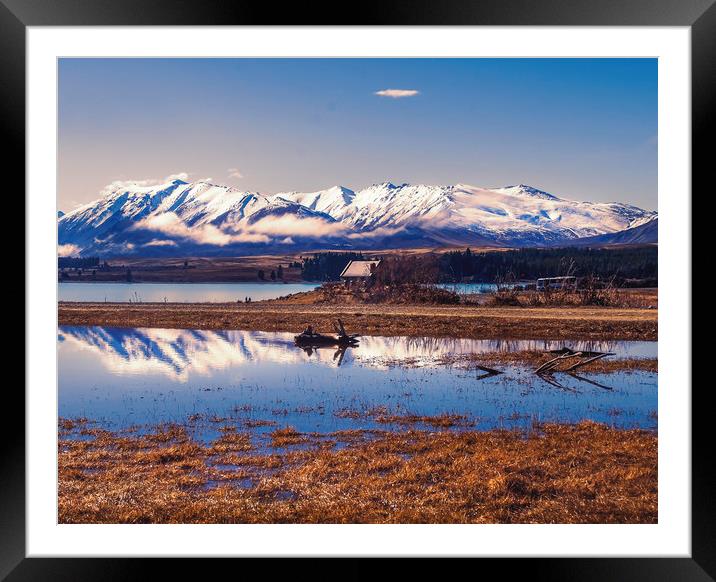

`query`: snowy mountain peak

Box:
[276,185,356,219]
[492,184,559,201]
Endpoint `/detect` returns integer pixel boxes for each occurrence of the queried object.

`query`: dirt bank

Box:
[58,301,658,341]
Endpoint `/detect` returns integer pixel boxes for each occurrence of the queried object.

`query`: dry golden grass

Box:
[210,430,253,454]
[58,301,657,341]
[269,426,310,448]
[335,406,474,428]
[59,421,657,524]
[488,288,657,309]
[289,282,461,305]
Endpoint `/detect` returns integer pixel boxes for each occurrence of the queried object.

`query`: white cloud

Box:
[134,210,351,247]
[164,172,190,182]
[134,213,270,246]
[375,89,419,99]
[144,239,177,247]
[58,243,80,257]
[228,168,243,179]
[247,215,349,238]
[103,172,191,192]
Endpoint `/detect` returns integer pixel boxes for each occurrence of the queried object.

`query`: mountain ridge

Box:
[58,180,657,256]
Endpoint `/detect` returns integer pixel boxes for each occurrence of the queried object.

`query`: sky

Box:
[58,58,657,211]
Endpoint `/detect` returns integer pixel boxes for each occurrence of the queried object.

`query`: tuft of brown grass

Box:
[59,421,656,524]
[59,417,90,431]
[334,407,474,428]
[210,430,253,454]
[373,413,474,428]
[269,426,309,448]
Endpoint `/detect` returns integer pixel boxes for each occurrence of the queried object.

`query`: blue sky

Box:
[59,58,657,210]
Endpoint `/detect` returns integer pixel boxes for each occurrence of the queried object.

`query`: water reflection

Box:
[58,326,656,382]
[58,325,657,438]
[297,344,354,366]
[567,373,614,391]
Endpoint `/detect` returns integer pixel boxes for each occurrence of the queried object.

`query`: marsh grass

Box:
[210,430,253,454]
[334,407,474,428]
[269,426,310,448]
[59,420,657,524]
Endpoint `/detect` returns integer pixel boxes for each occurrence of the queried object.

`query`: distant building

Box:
[340,260,381,282]
[536,276,577,291]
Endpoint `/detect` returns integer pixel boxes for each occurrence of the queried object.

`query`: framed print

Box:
[9,0,709,577]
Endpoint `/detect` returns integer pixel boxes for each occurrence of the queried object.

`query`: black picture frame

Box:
[7,0,706,578]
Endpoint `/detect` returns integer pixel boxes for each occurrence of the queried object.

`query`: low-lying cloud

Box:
[375,89,419,99]
[144,239,177,247]
[134,213,271,246]
[247,215,349,238]
[58,243,80,257]
[133,209,408,247]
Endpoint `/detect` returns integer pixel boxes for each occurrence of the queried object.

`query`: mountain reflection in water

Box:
[58,326,657,437]
[58,326,656,382]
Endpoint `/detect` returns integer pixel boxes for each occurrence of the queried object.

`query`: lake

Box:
[57,282,320,303]
[58,326,657,445]
[57,282,514,302]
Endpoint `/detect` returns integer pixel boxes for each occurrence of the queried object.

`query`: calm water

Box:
[57,282,320,303]
[58,326,658,442]
[435,283,527,294]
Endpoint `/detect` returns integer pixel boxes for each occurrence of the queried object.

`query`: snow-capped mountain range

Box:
[58,179,657,256]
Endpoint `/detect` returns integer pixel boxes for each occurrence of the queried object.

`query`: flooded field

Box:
[58,326,657,448]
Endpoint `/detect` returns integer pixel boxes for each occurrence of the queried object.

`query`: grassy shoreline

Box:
[58,301,658,341]
[59,419,657,524]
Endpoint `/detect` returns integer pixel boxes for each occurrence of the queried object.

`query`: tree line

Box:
[58,256,100,268]
[439,246,657,283]
[298,246,657,285]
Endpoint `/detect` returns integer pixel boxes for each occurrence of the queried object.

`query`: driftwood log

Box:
[563,352,614,372]
[535,351,583,374]
[536,348,615,374]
